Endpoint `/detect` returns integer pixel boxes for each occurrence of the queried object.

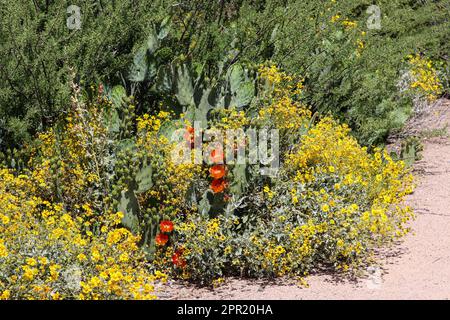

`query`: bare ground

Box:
[159,99,450,300]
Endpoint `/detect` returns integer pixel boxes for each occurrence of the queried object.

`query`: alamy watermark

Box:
[366,265,383,289]
[67,5,81,30]
[170,122,279,177]
[366,5,382,30]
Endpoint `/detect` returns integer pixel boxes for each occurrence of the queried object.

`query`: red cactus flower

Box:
[211,178,227,194]
[155,234,169,246]
[209,164,227,179]
[160,220,174,233]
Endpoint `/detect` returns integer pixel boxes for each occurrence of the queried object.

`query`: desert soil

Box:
[159,99,450,300]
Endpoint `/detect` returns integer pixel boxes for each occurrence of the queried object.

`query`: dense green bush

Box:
[270,0,449,145]
[0,0,166,148]
[0,0,282,149]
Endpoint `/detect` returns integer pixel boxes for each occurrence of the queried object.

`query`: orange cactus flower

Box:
[210,148,224,164]
[160,220,174,233]
[172,250,186,268]
[209,164,227,179]
[183,126,195,144]
[155,234,169,246]
[211,178,227,194]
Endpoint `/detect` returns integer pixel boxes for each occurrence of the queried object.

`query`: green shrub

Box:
[270,0,449,145]
[0,0,166,148]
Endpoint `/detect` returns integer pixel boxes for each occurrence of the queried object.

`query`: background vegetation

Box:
[1,0,448,150]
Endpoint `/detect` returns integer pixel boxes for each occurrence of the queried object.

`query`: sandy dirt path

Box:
[161,99,450,300]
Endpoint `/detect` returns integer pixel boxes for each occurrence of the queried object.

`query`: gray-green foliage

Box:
[397,136,424,167]
[125,0,448,146]
[105,91,158,254]
[388,135,424,167]
[127,17,257,127]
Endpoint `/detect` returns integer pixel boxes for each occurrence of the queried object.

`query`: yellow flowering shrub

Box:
[407,54,443,102]
[244,117,414,276]
[153,65,415,282]
[25,83,199,262]
[246,68,414,275]
[0,64,417,289]
[0,84,177,299]
[28,83,114,217]
[0,169,165,300]
[257,65,309,132]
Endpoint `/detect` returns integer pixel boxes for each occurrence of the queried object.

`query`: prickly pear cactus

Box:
[117,189,141,234]
[127,16,257,130]
[227,64,254,109]
[103,85,126,133]
[128,17,171,83]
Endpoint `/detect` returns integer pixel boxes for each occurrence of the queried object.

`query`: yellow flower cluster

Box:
[135,112,201,215]
[258,65,310,131]
[341,19,357,29]
[251,221,317,277]
[136,111,170,132]
[330,14,357,29]
[258,64,286,85]
[217,108,250,130]
[235,66,415,276]
[408,54,443,101]
[0,169,165,300]
[278,117,414,269]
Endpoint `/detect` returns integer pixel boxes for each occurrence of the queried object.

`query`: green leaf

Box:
[105,85,126,134]
[229,164,248,197]
[158,16,171,40]
[147,29,159,54]
[129,46,148,82]
[174,64,194,106]
[117,138,136,153]
[111,85,126,108]
[403,144,415,167]
[198,191,212,217]
[145,57,158,81]
[229,64,245,94]
[135,161,153,193]
[227,64,254,108]
[118,190,141,234]
[105,109,120,134]
[232,81,254,109]
[155,65,173,92]
[388,107,410,129]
